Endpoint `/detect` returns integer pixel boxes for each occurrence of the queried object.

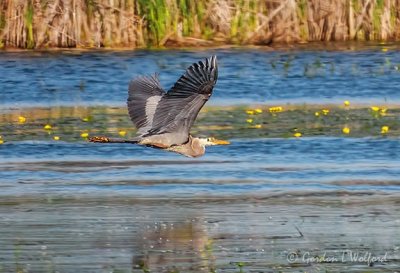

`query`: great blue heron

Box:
[89,56,229,157]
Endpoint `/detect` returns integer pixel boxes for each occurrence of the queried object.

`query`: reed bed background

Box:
[1,0,400,49]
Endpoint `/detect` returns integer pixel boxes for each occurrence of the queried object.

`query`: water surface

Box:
[1,45,400,107]
[1,47,400,272]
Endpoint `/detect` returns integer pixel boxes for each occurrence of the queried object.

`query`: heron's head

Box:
[198,137,230,146]
[180,137,230,158]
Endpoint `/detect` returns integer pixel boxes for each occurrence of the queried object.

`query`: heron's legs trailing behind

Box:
[89,136,139,144]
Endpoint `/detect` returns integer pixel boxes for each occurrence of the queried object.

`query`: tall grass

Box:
[24,1,34,49]
[1,0,400,49]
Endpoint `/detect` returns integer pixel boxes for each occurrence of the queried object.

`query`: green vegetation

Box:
[1,0,400,49]
[24,1,35,49]
[1,103,399,143]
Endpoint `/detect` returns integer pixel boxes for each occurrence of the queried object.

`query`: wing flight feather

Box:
[146,56,218,137]
[127,74,165,135]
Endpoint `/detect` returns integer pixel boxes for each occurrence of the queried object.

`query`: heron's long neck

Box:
[167,137,205,157]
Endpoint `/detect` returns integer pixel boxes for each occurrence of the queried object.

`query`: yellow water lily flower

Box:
[81,132,89,138]
[0,139,3,144]
[44,124,52,130]
[246,118,253,123]
[344,100,350,107]
[255,108,263,114]
[371,106,380,112]
[293,132,302,137]
[246,110,255,115]
[379,108,387,117]
[82,117,90,122]
[18,116,26,124]
[269,106,283,113]
[382,48,388,52]
[342,127,350,134]
[381,126,389,134]
[53,136,60,141]
[322,109,330,115]
[251,124,262,129]
[118,130,127,137]
[315,112,320,117]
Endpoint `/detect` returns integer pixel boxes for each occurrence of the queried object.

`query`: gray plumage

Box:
[90,56,222,157]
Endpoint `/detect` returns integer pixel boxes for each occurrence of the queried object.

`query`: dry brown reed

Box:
[1,0,400,49]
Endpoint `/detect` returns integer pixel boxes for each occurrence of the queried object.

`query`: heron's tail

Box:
[89,136,140,144]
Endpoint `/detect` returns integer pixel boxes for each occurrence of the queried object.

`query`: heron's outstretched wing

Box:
[127,74,166,135]
[146,56,218,137]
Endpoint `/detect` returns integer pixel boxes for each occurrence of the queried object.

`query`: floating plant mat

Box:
[0,104,399,142]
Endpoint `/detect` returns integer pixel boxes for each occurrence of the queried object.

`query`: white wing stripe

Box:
[140,95,162,133]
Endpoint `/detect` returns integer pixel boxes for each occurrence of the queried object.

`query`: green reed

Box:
[1,0,400,49]
[24,1,35,49]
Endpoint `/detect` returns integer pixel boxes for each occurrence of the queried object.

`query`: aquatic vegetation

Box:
[2,0,400,49]
[44,124,52,130]
[250,124,262,129]
[293,132,302,138]
[269,106,283,113]
[380,108,388,116]
[370,106,388,118]
[381,125,389,134]
[2,103,400,141]
[342,127,351,134]
[24,1,34,49]
[18,116,26,124]
[246,110,255,115]
[235,261,246,273]
[322,109,330,115]
[246,109,262,115]
[371,106,381,112]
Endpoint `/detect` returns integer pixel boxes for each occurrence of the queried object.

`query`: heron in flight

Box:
[89,56,229,157]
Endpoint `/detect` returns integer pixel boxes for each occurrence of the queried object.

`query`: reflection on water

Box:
[1,193,399,273]
[0,138,399,272]
[132,218,211,273]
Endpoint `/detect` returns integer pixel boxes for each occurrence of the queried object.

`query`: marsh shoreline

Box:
[2,0,400,49]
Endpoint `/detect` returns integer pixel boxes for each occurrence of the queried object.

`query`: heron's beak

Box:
[199,137,230,146]
[211,138,230,145]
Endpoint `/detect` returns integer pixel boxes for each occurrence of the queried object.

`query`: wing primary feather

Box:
[145,56,218,137]
[127,74,165,135]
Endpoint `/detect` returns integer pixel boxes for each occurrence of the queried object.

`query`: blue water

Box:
[1,48,400,273]
[1,48,400,107]
[0,46,399,195]
[1,138,399,198]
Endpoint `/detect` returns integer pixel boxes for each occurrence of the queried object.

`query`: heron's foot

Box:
[89,136,110,143]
